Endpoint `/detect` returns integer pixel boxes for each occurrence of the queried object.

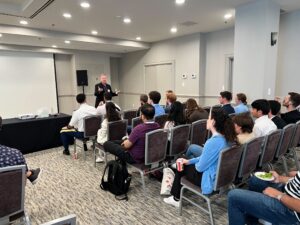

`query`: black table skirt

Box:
[0,113,71,154]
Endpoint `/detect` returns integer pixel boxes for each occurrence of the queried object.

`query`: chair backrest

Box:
[203,106,210,114]
[258,129,282,167]
[132,117,143,129]
[214,145,243,190]
[40,214,76,225]
[275,124,296,159]
[168,124,191,157]
[0,165,26,223]
[190,119,207,146]
[83,115,102,138]
[107,119,128,141]
[123,110,137,126]
[145,129,168,165]
[154,114,168,128]
[237,136,265,179]
[290,121,300,149]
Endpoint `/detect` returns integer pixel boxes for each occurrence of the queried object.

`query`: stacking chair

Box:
[94,119,128,166]
[73,115,102,160]
[289,121,300,170]
[128,129,168,191]
[40,214,76,225]
[190,119,207,146]
[203,106,211,114]
[236,136,265,183]
[168,124,191,160]
[154,114,168,128]
[179,145,243,225]
[274,124,296,174]
[132,117,143,129]
[0,165,31,225]
[257,129,282,170]
[123,110,137,126]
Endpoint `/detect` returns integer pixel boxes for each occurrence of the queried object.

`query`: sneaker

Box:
[96,156,104,163]
[63,150,70,155]
[28,168,42,185]
[163,196,180,208]
[171,162,176,169]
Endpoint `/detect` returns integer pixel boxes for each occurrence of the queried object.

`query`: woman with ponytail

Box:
[164,108,237,207]
[234,93,249,114]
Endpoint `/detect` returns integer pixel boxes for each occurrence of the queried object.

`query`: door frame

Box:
[224,54,234,92]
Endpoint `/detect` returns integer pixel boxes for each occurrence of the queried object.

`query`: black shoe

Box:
[28,168,42,185]
[84,144,88,151]
[63,150,70,155]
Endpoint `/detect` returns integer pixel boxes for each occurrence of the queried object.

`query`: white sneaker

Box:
[171,162,176,169]
[163,196,179,208]
[96,156,104,163]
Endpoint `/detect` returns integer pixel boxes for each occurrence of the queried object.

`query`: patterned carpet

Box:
[24,146,229,225]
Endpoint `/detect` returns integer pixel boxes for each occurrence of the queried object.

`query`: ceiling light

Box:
[224,14,233,19]
[64,40,70,44]
[80,2,90,8]
[0,34,2,37]
[123,17,131,24]
[63,13,72,18]
[170,27,177,33]
[91,30,98,35]
[175,0,185,5]
[52,45,57,48]
[136,36,141,41]
[20,20,28,25]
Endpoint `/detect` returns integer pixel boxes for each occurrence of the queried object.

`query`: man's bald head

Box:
[100,74,107,84]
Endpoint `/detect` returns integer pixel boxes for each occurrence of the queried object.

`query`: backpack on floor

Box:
[100,160,131,200]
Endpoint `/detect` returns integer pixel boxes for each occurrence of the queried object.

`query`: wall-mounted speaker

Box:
[76,70,88,86]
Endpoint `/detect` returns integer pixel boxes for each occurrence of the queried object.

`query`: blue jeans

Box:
[228,176,299,225]
[185,144,203,159]
[60,131,84,151]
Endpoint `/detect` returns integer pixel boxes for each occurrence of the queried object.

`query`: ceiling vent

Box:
[179,21,198,27]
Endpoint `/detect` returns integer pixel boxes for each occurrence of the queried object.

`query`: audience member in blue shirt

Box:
[149,91,165,116]
[163,108,237,207]
[219,91,235,115]
[234,93,249,114]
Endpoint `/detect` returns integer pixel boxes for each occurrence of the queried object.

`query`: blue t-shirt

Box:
[234,103,249,114]
[153,104,165,117]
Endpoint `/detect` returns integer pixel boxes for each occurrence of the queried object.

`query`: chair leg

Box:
[179,187,185,216]
[139,171,146,192]
[104,151,108,165]
[74,139,77,155]
[83,141,87,161]
[206,198,215,225]
[94,145,97,168]
[282,156,289,176]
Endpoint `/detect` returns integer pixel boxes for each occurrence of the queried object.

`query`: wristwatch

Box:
[277,193,286,201]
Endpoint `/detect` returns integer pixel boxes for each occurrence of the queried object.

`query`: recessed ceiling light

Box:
[175,0,185,5]
[20,20,28,25]
[136,36,141,41]
[170,27,177,33]
[64,40,70,44]
[52,45,57,48]
[0,34,2,37]
[80,2,90,8]
[224,14,233,19]
[91,30,98,35]
[63,13,72,18]
[123,17,131,24]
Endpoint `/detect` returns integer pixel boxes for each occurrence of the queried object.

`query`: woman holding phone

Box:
[164,108,237,207]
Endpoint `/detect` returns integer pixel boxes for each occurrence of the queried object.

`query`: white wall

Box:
[276,10,300,98]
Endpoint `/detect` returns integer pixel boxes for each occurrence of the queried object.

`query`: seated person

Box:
[0,145,41,184]
[219,91,235,115]
[137,94,148,117]
[96,92,121,116]
[164,108,237,207]
[60,93,97,155]
[148,91,165,117]
[185,98,208,124]
[103,104,160,164]
[96,102,121,163]
[234,93,249,114]
[251,99,277,137]
[268,100,287,129]
[232,114,255,144]
[228,170,300,225]
[281,92,300,124]
[165,90,177,113]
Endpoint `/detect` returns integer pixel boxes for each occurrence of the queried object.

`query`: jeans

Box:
[60,131,84,151]
[185,144,203,159]
[103,140,136,164]
[228,176,299,225]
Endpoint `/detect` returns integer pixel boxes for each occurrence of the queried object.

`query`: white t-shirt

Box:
[97,118,108,145]
[253,115,277,137]
[96,101,121,116]
[69,103,97,132]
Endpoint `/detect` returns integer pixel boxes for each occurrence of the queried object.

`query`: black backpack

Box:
[100,160,131,200]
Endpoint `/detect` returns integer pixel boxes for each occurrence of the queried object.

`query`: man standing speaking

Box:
[94,74,118,107]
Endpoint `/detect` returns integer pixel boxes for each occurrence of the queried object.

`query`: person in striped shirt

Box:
[228,170,300,225]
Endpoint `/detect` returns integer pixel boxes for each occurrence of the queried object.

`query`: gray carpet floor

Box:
[24,146,229,225]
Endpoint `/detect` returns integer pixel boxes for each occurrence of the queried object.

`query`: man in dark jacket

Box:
[94,74,118,107]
